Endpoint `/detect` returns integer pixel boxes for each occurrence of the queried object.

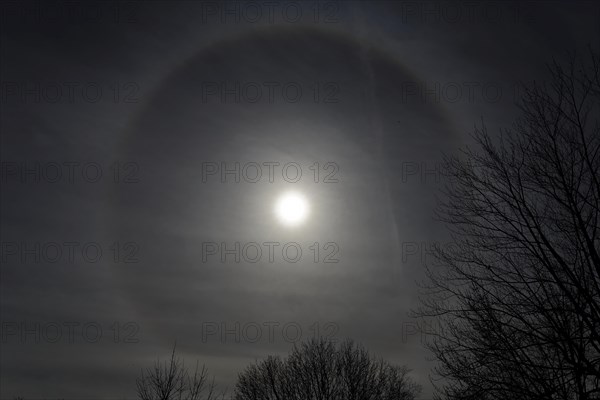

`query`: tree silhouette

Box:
[136,344,225,400]
[234,338,421,400]
[415,50,600,400]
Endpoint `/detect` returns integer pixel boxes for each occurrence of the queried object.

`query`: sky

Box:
[1,1,599,398]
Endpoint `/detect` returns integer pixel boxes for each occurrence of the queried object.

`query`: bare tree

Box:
[414,50,600,400]
[136,344,224,400]
[234,338,421,400]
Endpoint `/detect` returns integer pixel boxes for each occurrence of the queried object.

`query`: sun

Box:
[275,191,310,227]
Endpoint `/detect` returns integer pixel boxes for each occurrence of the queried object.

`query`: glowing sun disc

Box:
[275,192,309,227]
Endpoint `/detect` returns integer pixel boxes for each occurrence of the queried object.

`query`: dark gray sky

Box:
[1,1,599,398]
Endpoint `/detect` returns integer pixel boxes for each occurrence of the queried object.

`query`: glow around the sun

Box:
[275,191,310,227]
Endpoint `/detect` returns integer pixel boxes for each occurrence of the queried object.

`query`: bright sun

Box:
[275,191,310,227]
